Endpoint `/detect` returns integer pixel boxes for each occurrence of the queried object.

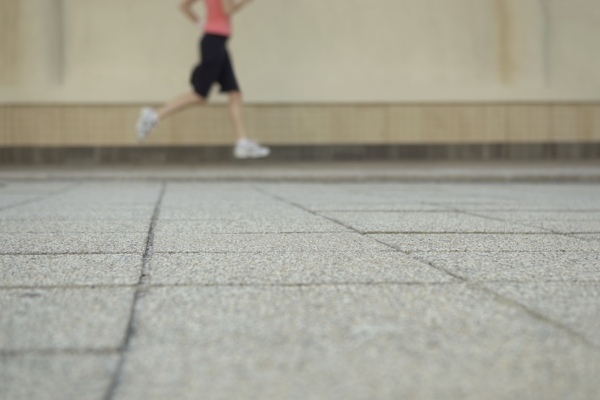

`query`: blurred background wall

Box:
[1,0,600,152]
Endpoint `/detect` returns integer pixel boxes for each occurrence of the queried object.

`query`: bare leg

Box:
[228,91,247,141]
[156,92,205,120]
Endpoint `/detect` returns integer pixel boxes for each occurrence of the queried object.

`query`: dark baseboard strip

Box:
[1,143,599,164]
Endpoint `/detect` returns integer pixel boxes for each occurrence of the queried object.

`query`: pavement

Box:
[0,162,599,400]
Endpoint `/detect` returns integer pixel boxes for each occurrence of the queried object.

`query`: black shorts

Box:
[190,34,240,98]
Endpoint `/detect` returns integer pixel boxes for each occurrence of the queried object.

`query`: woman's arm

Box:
[180,0,201,23]
[220,0,253,16]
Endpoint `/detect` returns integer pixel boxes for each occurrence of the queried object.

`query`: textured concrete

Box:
[411,252,600,282]
[153,233,391,254]
[155,218,349,234]
[115,285,599,400]
[0,354,118,400]
[0,232,148,254]
[150,252,453,285]
[1,172,600,400]
[0,288,134,351]
[371,233,599,252]
[483,282,600,347]
[0,220,150,234]
[322,211,543,233]
[0,255,142,287]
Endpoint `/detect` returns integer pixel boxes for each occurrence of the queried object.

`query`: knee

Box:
[193,93,206,104]
[229,91,242,103]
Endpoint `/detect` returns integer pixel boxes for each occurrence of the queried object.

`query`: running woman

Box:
[136,0,270,159]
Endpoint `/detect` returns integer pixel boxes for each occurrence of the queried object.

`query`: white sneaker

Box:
[136,107,158,142]
[234,139,271,159]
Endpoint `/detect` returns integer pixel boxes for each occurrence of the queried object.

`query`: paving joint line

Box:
[254,185,600,351]
[2,280,599,291]
[0,348,120,357]
[378,238,600,349]
[0,284,137,291]
[103,181,166,400]
[148,281,457,288]
[0,252,142,256]
[447,207,600,245]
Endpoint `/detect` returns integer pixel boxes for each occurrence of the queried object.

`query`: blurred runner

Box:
[136,0,270,159]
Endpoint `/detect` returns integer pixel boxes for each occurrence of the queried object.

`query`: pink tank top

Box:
[204,0,232,37]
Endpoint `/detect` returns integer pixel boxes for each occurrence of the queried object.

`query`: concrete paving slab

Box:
[410,252,600,282]
[0,354,118,400]
[322,211,542,233]
[114,285,600,400]
[0,254,142,287]
[371,233,599,252]
[0,232,148,254]
[153,232,391,253]
[158,204,301,220]
[155,218,349,234]
[0,220,150,233]
[1,177,599,398]
[0,208,154,221]
[449,201,600,212]
[0,288,134,351]
[573,234,600,243]
[473,211,600,221]
[483,282,600,347]
[0,181,76,195]
[468,211,600,233]
[532,221,600,233]
[150,252,454,285]
[0,195,42,209]
[257,183,451,211]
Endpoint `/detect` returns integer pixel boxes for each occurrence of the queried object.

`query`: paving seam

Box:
[0,348,120,357]
[103,181,166,400]
[446,207,600,246]
[0,284,137,291]
[0,180,82,213]
[254,185,600,350]
[149,250,596,255]
[148,282,458,288]
[3,280,599,291]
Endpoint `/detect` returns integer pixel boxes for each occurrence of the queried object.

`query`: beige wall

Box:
[2,104,599,146]
[2,0,600,104]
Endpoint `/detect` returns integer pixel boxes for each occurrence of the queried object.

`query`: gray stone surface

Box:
[469,211,600,233]
[0,220,150,233]
[0,181,76,195]
[153,232,391,253]
[0,254,142,287]
[155,217,349,234]
[574,234,600,243]
[411,252,600,282]
[115,285,599,400]
[0,208,154,221]
[1,175,600,399]
[474,211,600,221]
[158,204,304,221]
[150,252,454,285]
[0,288,134,350]
[371,233,599,252]
[484,282,600,347]
[257,183,451,211]
[0,354,118,400]
[322,211,542,233]
[0,195,42,209]
[0,232,148,254]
